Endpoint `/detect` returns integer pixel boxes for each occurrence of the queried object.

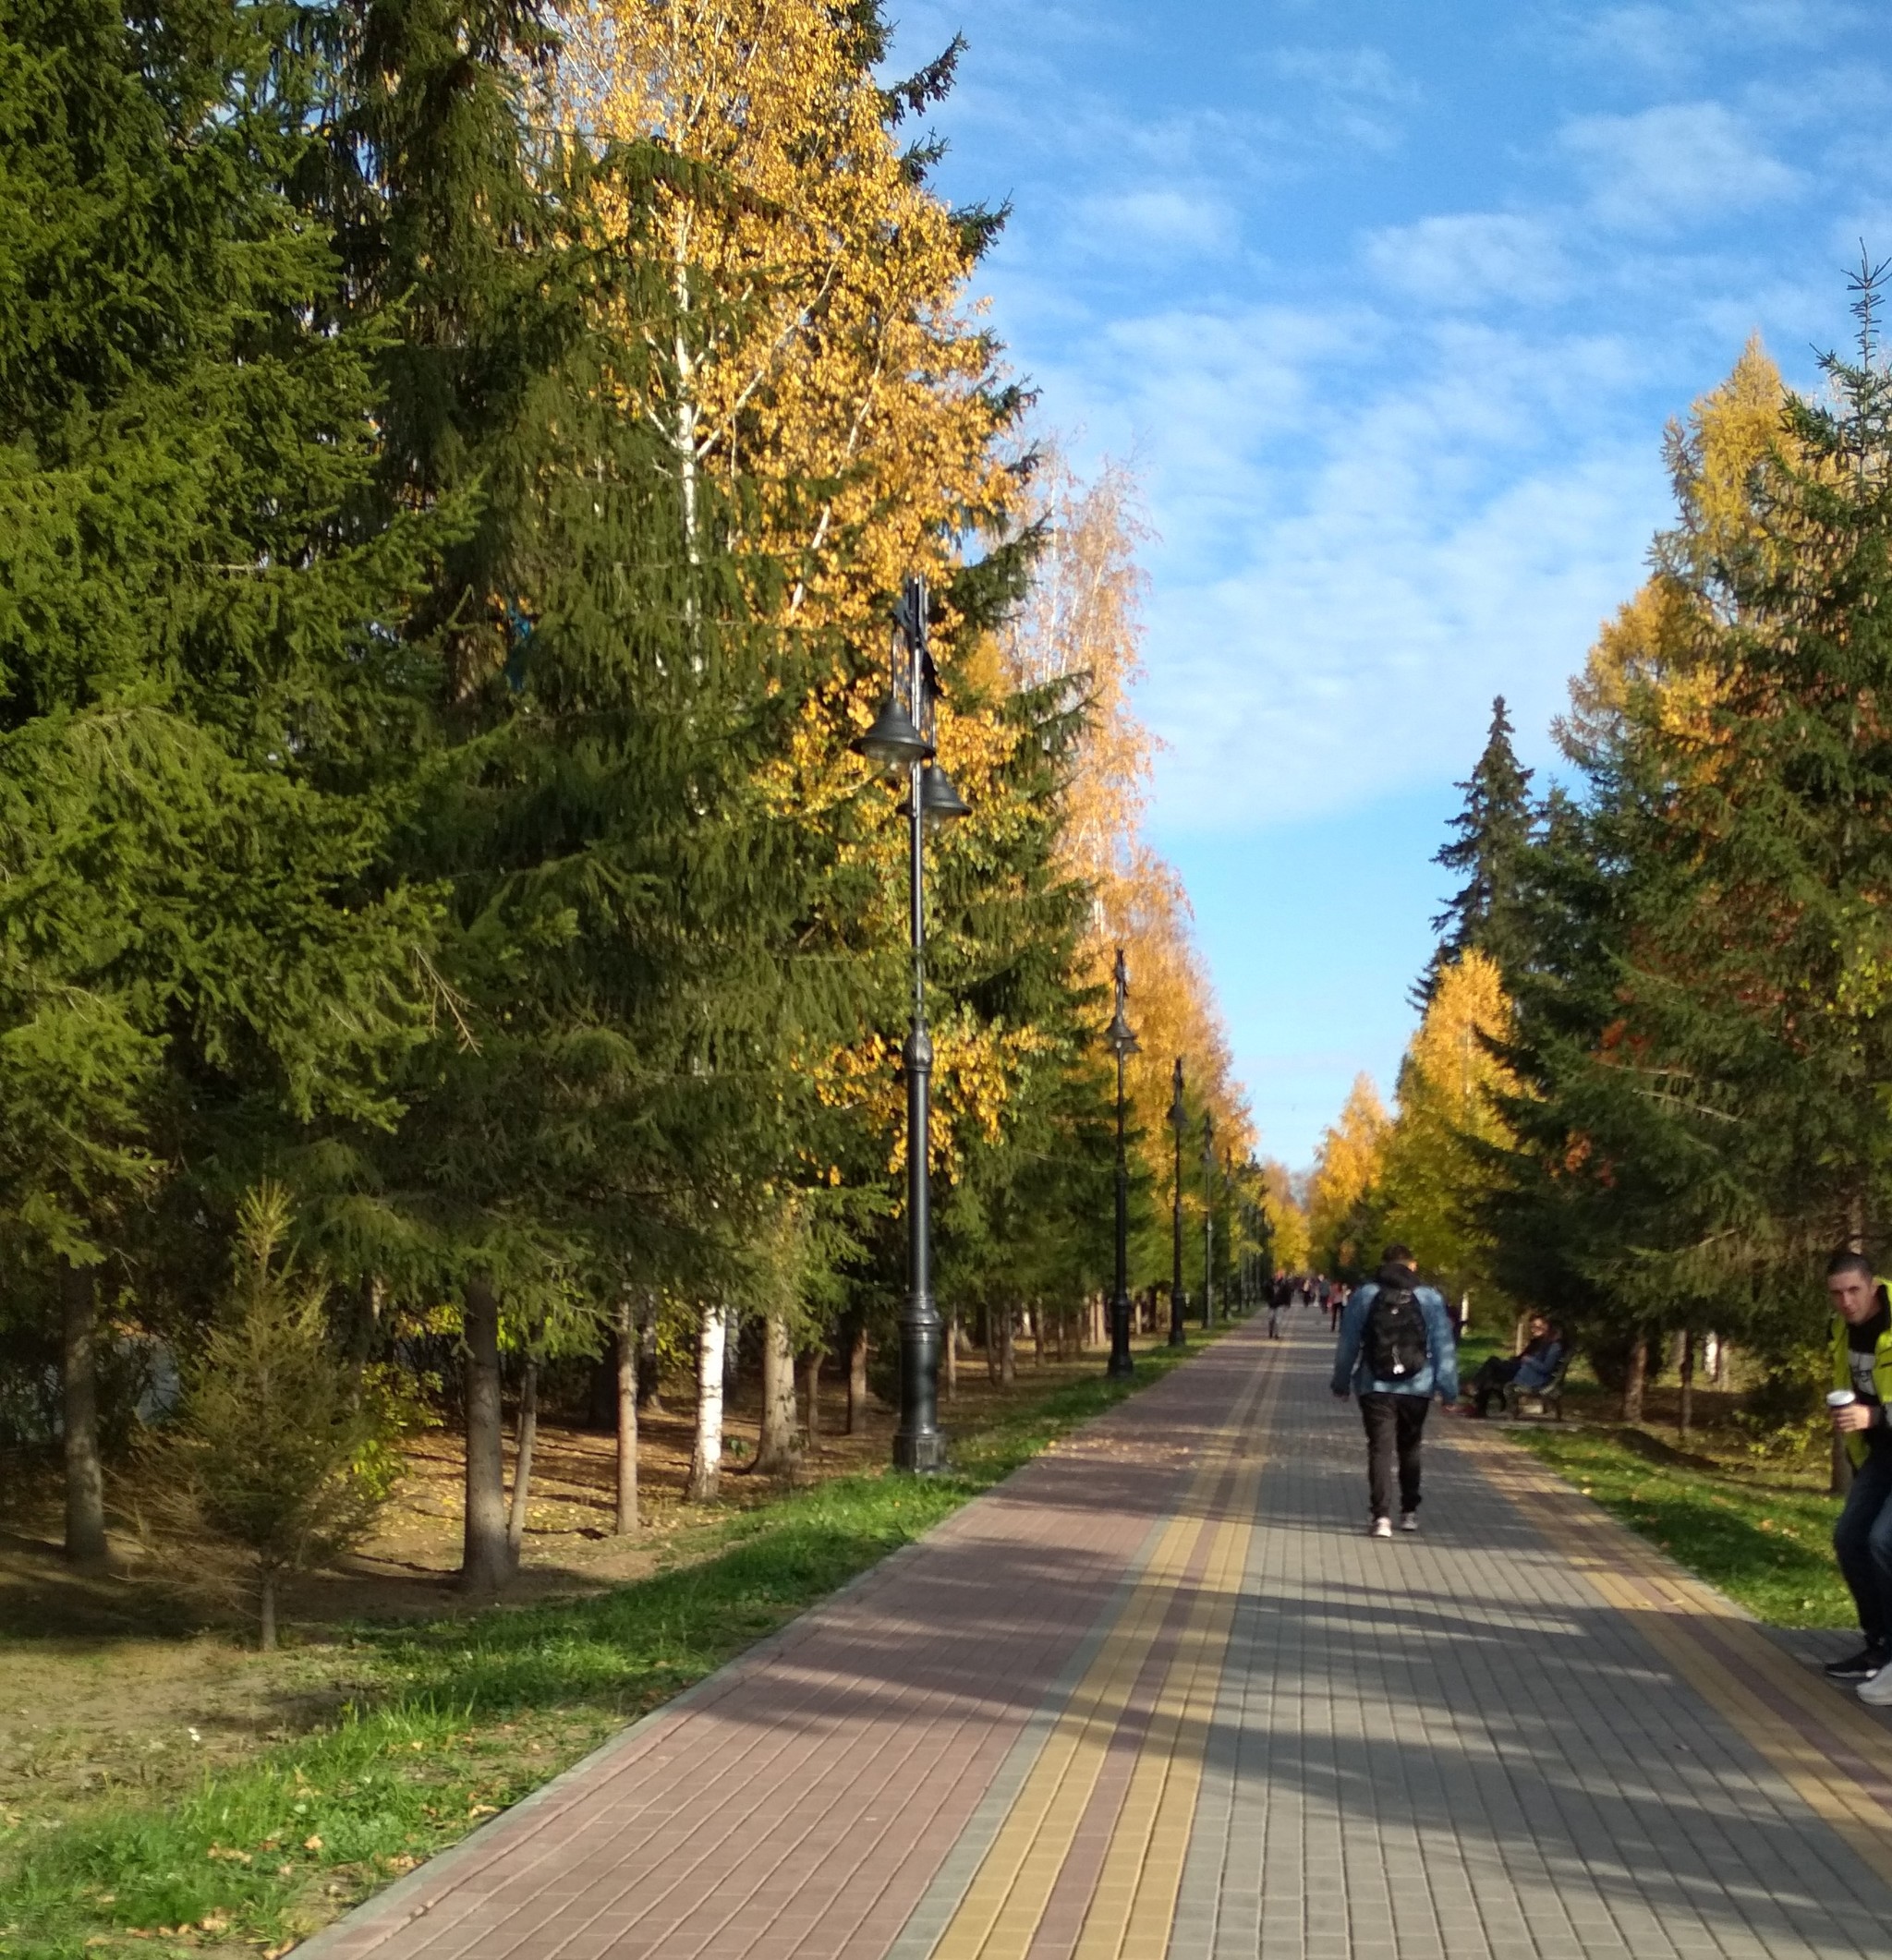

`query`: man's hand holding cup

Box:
[1831,1387,1874,1434]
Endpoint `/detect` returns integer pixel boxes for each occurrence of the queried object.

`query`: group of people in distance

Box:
[1315,1242,1892,1708]
[1265,1271,1348,1338]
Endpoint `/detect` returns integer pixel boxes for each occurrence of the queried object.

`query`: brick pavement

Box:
[303,1316,1892,1960]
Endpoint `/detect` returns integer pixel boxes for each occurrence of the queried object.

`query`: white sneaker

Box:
[1401,1513,1419,1533]
[1368,1516,1392,1539]
[1858,1664,1892,1706]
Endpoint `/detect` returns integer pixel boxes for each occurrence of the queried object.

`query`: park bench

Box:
[1498,1347,1572,1422]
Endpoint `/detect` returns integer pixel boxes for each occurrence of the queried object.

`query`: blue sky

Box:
[888,0,1891,1168]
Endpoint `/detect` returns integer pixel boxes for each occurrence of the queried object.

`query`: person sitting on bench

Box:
[1468,1315,1564,1417]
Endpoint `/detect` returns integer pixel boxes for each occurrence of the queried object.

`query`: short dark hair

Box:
[1382,1243,1415,1268]
[1827,1248,1874,1281]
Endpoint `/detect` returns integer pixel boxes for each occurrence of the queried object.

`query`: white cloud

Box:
[1267,45,1417,155]
[1561,102,1803,228]
[1364,213,1571,309]
[1012,305,1669,832]
[1073,187,1237,258]
[1572,6,1692,74]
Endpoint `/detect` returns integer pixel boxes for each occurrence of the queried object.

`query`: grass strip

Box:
[0,1336,1214,1960]
[1507,1423,1852,1630]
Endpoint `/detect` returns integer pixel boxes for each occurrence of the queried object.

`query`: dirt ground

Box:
[0,1339,1115,1823]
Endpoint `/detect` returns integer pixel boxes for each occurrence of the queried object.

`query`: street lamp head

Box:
[855,691,932,774]
[1107,946,1138,1059]
[917,759,971,824]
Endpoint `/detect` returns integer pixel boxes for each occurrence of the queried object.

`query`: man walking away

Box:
[1824,1251,1892,1694]
[1267,1271,1289,1340]
[1331,1245,1459,1538]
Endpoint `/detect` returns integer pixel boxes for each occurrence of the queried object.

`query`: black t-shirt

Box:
[1849,1297,1890,1446]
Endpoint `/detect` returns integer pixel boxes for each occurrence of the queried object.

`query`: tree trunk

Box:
[615,1299,639,1535]
[847,1321,869,1434]
[1678,1327,1694,1438]
[258,1569,277,1653]
[985,1304,1000,1384]
[1000,1305,1016,1387]
[60,1258,109,1570]
[944,1313,958,1405]
[460,1276,510,1594]
[722,1306,742,1396]
[801,1347,821,1450]
[754,1311,800,1477]
[685,1303,726,1502]
[506,1351,539,1567]
[1620,1335,1647,1423]
[1032,1307,1045,1368]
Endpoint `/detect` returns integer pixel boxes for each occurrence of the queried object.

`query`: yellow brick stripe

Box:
[1467,1430,1892,1873]
[928,1357,1275,1960]
[1073,1412,1271,1960]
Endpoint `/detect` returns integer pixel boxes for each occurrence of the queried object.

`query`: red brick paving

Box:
[301,1340,1260,1960]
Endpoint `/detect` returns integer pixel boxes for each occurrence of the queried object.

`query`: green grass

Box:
[1509,1423,1851,1630]
[0,1337,1215,1960]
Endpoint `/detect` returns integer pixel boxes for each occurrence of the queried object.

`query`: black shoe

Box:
[1824,1645,1889,1681]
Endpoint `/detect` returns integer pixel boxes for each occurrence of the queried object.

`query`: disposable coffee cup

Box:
[1829,1389,1859,1409]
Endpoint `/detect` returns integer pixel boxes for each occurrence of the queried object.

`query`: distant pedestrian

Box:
[1267,1272,1290,1340]
[1823,1250,1892,1696]
[1330,1244,1459,1538]
[1328,1281,1346,1331]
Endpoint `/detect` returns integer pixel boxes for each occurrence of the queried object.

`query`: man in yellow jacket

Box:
[1825,1250,1892,1699]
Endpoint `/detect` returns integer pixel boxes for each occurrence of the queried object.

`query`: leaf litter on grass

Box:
[1511,1424,1851,1629]
[1,1337,1215,1960]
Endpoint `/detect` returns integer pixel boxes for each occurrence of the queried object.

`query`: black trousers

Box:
[1835,1444,1892,1645]
[1359,1392,1430,1518]
[1471,1355,1522,1414]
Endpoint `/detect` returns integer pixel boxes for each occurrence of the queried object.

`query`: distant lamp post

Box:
[851,574,971,1473]
[1168,1059,1187,1346]
[1201,1109,1216,1329]
[1105,950,1139,1380]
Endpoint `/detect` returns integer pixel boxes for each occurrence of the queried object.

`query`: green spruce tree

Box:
[1421,696,1535,1000]
[0,0,447,1564]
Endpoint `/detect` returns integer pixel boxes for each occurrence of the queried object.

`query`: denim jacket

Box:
[1330,1280,1459,1400]
[1514,1338,1565,1393]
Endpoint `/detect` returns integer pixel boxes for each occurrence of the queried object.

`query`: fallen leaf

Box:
[302,1836,322,1852]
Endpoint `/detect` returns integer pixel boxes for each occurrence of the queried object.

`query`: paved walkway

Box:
[307,1319,1892,1960]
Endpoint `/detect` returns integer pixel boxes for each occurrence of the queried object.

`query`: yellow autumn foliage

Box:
[557,0,1061,1168]
[1559,338,1787,763]
[1375,950,1520,1299]
[1308,1074,1389,1275]
[995,447,1253,1192]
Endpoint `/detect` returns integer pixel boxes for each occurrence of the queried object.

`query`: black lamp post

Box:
[1168,1058,1187,1346]
[1105,949,1138,1380]
[852,574,970,1473]
[1201,1108,1215,1328]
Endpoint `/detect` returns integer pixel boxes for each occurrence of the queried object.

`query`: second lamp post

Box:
[1105,949,1138,1379]
[852,575,971,1473]
[1168,1059,1188,1346]
[1201,1108,1216,1329]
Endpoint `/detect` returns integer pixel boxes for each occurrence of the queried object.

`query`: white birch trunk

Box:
[685,1303,726,1502]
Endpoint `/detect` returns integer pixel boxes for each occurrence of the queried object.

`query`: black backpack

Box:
[1364,1280,1429,1380]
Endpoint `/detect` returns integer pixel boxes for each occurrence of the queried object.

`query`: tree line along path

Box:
[295,1317,1892,1960]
